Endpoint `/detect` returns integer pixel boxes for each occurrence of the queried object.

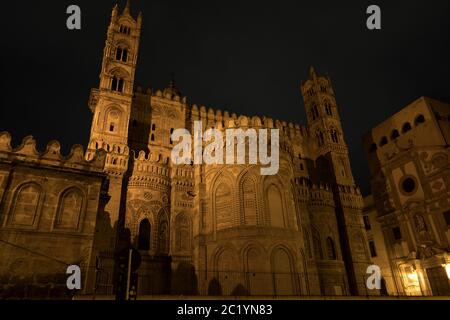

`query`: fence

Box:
[91,266,450,298]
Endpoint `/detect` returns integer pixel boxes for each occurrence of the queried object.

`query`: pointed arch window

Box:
[312,230,323,260]
[175,214,191,252]
[311,103,319,120]
[157,217,169,254]
[106,109,121,134]
[316,130,325,146]
[267,184,285,228]
[330,128,339,143]
[242,177,258,225]
[9,183,42,226]
[326,237,337,260]
[55,188,84,230]
[325,101,333,116]
[215,183,233,230]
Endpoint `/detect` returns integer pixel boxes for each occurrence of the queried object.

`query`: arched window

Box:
[316,130,325,146]
[10,183,42,226]
[330,128,339,143]
[138,219,151,250]
[326,237,337,260]
[111,76,124,92]
[414,114,425,126]
[157,217,169,254]
[215,183,233,230]
[169,128,174,145]
[55,188,84,230]
[119,25,131,35]
[242,177,258,225]
[312,230,323,260]
[325,101,332,116]
[115,47,128,62]
[379,136,388,146]
[175,214,191,252]
[390,129,399,140]
[311,103,319,120]
[106,109,121,133]
[402,122,412,133]
[267,184,284,228]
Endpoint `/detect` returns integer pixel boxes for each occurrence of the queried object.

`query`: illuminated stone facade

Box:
[0,2,373,298]
[0,133,108,298]
[363,96,450,296]
[85,3,372,297]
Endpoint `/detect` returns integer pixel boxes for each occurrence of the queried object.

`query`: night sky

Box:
[1,0,449,195]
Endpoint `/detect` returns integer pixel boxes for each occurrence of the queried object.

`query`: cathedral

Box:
[0,2,373,298]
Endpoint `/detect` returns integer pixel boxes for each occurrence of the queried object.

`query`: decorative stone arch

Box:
[240,241,271,295]
[262,175,289,228]
[103,104,125,135]
[350,229,369,261]
[173,212,192,253]
[209,243,242,295]
[156,209,170,255]
[53,186,86,231]
[210,169,237,235]
[269,244,298,295]
[6,181,44,228]
[108,66,130,79]
[237,169,261,226]
[312,227,323,260]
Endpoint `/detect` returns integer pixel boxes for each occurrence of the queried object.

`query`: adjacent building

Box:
[0,132,108,298]
[363,96,450,296]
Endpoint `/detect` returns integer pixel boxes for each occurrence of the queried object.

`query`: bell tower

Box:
[88,1,142,152]
[86,1,142,246]
[301,68,374,296]
[301,66,355,186]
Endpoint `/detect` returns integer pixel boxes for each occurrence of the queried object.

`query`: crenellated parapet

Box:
[188,103,308,139]
[308,183,335,208]
[128,150,171,190]
[87,140,130,176]
[336,184,364,210]
[0,131,106,173]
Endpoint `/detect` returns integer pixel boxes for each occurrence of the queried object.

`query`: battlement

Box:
[189,103,308,138]
[0,132,106,173]
[128,150,171,188]
[336,184,363,209]
[308,183,335,207]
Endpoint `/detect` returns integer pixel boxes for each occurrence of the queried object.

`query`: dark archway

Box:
[138,219,151,250]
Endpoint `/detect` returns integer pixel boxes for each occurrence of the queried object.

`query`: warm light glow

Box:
[407,270,418,281]
[442,264,450,279]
